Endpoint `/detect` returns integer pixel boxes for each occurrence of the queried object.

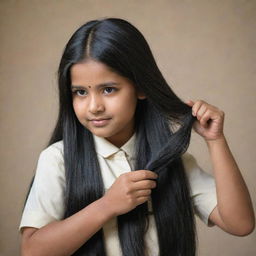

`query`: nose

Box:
[88,94,105,114]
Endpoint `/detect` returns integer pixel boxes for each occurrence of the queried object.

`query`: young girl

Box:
[19,18,255,256]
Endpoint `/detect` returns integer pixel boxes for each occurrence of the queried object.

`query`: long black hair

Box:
[25,18,198,255]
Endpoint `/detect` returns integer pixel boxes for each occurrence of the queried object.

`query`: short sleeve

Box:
[19,141,65,232]
[182,152,217,227]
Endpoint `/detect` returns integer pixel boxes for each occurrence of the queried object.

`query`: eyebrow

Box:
[71,82,120,90]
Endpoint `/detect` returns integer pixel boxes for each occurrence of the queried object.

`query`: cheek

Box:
[113,91,137,109]
[72,100,85,118]
[112,95,137,118]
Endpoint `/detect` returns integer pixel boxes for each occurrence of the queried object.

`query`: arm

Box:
[187,100,255,236]
[21,197,113,256]
[207,135,255,236]
[21,170,158,256]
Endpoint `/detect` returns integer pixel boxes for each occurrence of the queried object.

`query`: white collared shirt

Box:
[19,133,217,256]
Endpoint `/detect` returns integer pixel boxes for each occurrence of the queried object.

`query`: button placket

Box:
[112,150,132,177]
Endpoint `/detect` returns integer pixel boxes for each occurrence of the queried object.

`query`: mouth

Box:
[89,118,112,127]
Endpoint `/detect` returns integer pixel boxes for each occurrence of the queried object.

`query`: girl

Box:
[19,18,254,256]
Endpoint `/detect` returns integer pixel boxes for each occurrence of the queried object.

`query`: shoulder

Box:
[42,140,63,155]
[181,153,217,227]
[39,140,64,164]
[34,140,65,180]
[181,152,215,189]
[19,142,66,231]
[181,152,209,181]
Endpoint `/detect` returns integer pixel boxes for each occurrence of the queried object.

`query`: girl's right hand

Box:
[102,170,158,216]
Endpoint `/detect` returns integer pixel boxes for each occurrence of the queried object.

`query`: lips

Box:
[90,118,111,121]
[87,115,110,120]
[89,118,111,127]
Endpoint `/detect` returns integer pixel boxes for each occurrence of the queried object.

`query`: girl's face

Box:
[70,59,146,148]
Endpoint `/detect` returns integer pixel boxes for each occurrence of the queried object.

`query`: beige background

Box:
[0,0,255,255]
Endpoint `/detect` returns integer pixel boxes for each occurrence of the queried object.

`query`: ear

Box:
[137,90,147,100]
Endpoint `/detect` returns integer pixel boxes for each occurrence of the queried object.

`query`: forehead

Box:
[70,60,121,84]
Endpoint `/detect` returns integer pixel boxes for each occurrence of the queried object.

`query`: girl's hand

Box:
[186,100,225,141]
[103,170,158,216]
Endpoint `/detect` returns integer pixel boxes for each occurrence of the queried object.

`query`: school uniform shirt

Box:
[19,132,217,256]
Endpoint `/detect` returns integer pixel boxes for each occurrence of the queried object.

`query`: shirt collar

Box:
[92,132,136,158]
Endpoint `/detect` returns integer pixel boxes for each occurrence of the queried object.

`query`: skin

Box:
[186,100,255,236]
[70,59,146,147]
[20,62,254,255]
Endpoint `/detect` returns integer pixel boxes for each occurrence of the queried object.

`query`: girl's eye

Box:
[75,90,87,96]
[73,87,117,97]
[103,87,117,94]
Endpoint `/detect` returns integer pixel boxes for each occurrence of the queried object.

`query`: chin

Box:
[88,128,115,138]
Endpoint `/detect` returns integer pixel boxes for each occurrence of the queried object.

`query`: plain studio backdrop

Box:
[0,1,255,255]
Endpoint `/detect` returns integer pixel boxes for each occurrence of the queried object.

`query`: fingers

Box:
[125,170,157,193]
[134,190,152,206]
[129,170,158,182]
[118,170,157,191]
[196,104,207,118]
[194,103,209,127]
[186,100,194,107]
[134,189,152,197]
[200,109,212,127]
[132,179,157,191]
[118,170,157,204]
[136,196,151,205]
[191,100,206,117]
[190,100,215,116]
[189,100,224,127]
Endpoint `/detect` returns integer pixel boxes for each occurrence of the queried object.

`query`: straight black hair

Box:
[24,18,198,255]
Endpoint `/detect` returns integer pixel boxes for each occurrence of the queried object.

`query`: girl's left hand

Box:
[186,100,225,141]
